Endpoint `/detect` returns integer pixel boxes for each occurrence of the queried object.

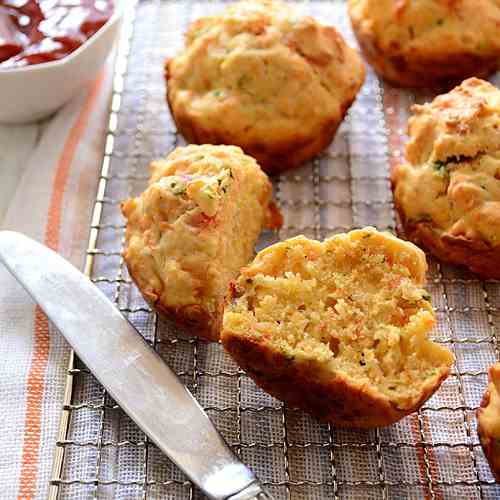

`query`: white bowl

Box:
[0,1,124,124]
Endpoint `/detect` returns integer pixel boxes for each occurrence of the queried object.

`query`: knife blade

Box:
[0,231,273,500]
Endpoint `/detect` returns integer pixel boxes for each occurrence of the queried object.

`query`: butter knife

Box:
[0,231,273,500]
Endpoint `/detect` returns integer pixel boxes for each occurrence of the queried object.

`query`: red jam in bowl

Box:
[0,0,114,68]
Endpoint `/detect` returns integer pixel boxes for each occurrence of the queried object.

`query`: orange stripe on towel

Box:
[382,83,442,500]
[18,72,105,500]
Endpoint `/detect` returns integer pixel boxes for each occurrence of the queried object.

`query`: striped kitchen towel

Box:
[0,63,114,499]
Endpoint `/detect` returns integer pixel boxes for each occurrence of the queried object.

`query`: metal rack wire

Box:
[49,1,500,498]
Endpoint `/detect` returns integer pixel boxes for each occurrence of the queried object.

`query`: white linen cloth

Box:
[0,63,113,499]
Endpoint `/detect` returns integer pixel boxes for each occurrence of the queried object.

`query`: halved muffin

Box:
[165,0,365,174]
[392,78,500,278]
[348,0,500,88]
[478,363,500,481]
[222,227,453,427]
[122,144,281,341]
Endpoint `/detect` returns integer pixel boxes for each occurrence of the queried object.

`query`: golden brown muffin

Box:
[348,0,500,88]
[165,0,365,174]
[478,363,500,481]
[392,78,500,278]
[221,227,453,427]
[121,145,282,341]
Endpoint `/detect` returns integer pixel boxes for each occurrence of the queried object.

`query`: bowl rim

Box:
[0,0,125,74]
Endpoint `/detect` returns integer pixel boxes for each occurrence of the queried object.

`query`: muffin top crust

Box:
[121,144,280,340]
[393,78,500,248]
[349,0,500,61]
[166,0,365,170]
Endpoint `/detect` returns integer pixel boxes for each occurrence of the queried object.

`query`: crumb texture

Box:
[222,228,453,427]
[166,0,365,172]
[122,144,281,340]
[478,363,500,481]
[392,78,500,277]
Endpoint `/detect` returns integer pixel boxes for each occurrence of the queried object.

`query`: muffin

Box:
[165,0,365,174]
[348,0,500,88]
[121,145,282,341]
[221,227,454,427]
[392,78,500,278]
[478,363,500,481]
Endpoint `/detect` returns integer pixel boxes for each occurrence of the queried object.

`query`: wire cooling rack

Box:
[48,1,500,498]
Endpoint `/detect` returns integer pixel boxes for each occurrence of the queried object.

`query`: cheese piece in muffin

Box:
[165,0,365,174]
[478,363,500,481]
[392,78,500,278]
[348,0,500,88]
[122,145,282,341]
[222,227,453,427]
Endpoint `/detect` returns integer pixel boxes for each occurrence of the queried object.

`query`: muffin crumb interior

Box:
[225,231,453,409]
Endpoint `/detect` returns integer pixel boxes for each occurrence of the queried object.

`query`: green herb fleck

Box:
[213,90,224,98]
[168,180,187,195]
[422,293,432,303]
[433,154,472,175]
[433,160,449,177]
[433,154,472,176]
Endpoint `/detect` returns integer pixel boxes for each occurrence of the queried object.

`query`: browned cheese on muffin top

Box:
[166,0,365,173]
[349,0,500,87]
[392,78,500,278]
[121,145,281,341]
[222,227,453,427]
